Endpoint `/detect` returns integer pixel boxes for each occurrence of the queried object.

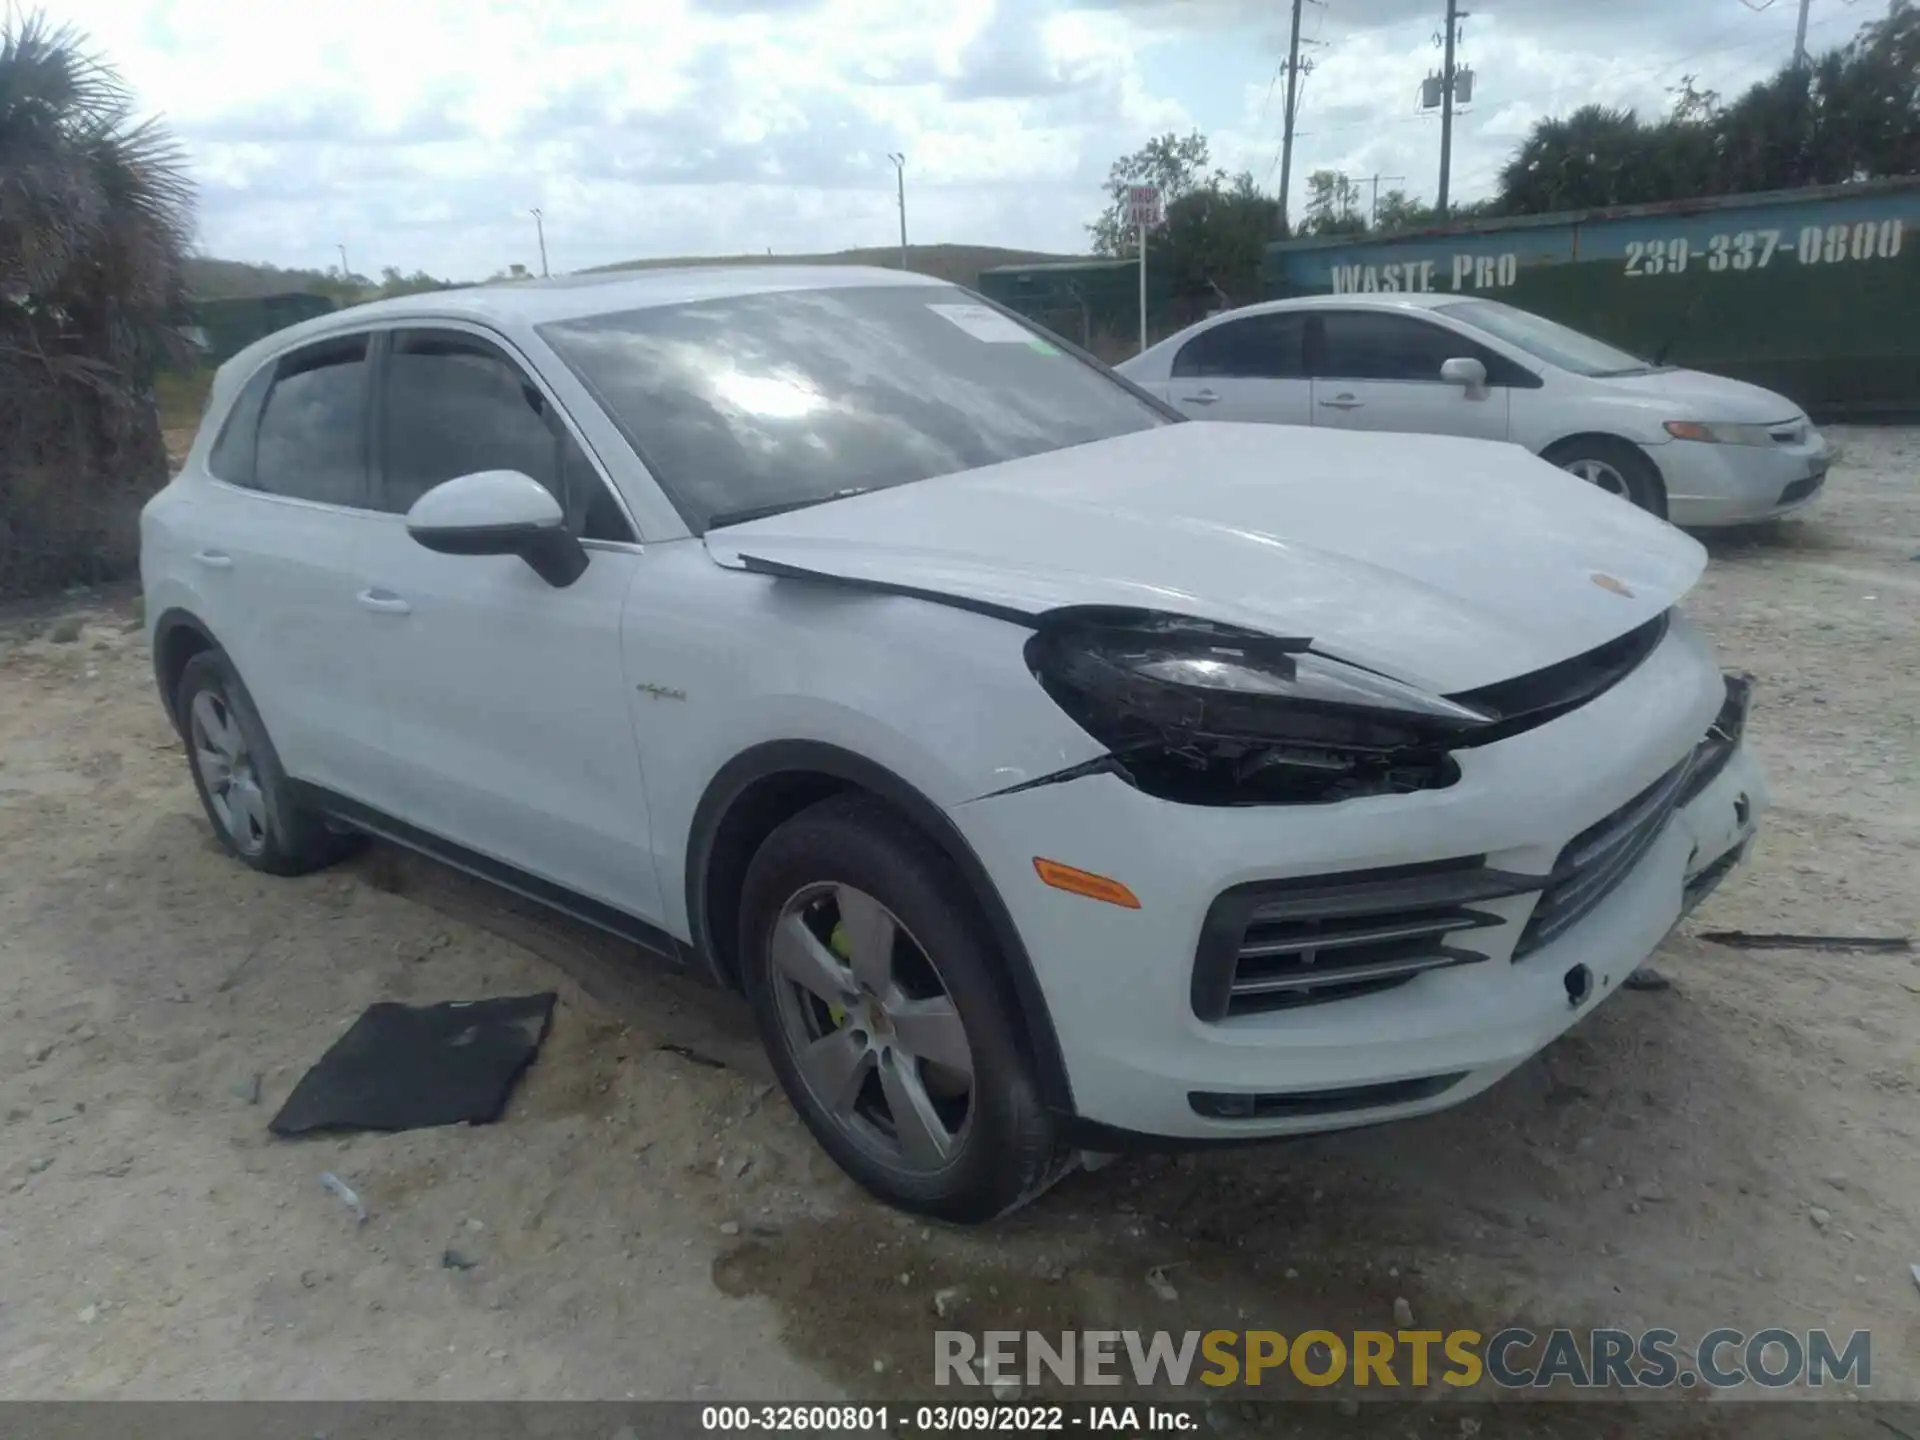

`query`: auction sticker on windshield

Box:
[928,302,1054,348]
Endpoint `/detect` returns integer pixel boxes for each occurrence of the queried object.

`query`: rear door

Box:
[352,325,663,921]
[1310,309,1514,441]
[1162,312,1312,425]
[189,331,398,800]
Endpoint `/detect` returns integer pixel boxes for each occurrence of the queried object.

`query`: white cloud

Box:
[49,0,1877,278]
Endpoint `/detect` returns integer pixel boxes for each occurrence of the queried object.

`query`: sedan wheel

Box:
[768,882,974,1172]
[190,689,268,856]
[1546,437,1667,517]
[1562,455,1630,498]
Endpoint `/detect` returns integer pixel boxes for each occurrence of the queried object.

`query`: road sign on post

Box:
[1126,186,1161,354]
[1126,185,1163,230]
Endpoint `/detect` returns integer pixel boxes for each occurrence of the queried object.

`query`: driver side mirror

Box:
[406,470,589,588]
[1440,356,1489,399]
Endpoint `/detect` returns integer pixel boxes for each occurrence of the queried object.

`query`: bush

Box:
[0,12,191,599]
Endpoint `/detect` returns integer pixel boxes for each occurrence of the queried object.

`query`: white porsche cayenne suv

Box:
[143,266,1766,1221]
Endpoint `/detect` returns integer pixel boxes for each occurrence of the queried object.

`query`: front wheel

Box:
[739,794,1068,1222]
[1547,437,1667,518]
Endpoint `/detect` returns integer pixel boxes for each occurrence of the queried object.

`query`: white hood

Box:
[1593,366,1803,423]
[703,422,1706,693]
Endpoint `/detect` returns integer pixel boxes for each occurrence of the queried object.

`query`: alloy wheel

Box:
[767,882,975,1173]
[1563,456,1630,497]
[189,689,267,856]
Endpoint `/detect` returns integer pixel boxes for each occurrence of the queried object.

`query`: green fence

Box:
[181,292,335,367]
[1263,178,1920,417]
[974,259,1192,362]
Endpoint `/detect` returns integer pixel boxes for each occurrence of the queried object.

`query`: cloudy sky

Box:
[66,0,1879,278]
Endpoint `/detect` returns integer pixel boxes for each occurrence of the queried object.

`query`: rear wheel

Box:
[176,650,354,876]
[1547,437,1667,517]
[739,794,1067,1222]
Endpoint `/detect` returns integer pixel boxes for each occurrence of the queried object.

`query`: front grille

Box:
[1512,757,1693,959]
[1779,471,1826,505]
[1195,674,1754,1010]
[1769,422,1806,445]
[1192,861,1539,1020]
[1512,672,1753,960]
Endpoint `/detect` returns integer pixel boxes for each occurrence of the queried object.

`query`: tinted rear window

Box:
[540,285,1170,532]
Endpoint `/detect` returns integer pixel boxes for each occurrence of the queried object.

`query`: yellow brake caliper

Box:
[827,920,852,1027]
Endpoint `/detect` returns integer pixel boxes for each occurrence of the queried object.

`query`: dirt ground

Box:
[1,430,1915,1418]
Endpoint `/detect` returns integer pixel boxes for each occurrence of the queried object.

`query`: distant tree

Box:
[374,265,455,299]
[1,11,192,596]
[1089,131,1217,257]
[1301,170,1367,236]
[1495,2,1918,214]
[1372,189,1441,232]
[1151,172,1281,309]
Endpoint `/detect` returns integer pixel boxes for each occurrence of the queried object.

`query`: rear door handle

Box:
[1319,394,1363,411]
[1177,389,1220,406]
[193,550,233,570]
[357,589,412,616]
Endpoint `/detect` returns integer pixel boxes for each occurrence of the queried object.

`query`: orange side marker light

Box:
[1033,857,1141,909]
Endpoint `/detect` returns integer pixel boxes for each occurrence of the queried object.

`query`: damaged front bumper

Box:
[950,616,1768,1141]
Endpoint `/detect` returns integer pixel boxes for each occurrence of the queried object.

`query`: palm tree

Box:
[1,10,192,597]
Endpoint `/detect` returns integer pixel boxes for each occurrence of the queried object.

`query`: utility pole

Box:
[887,153,908,270]
[1363,172,1407,228]
[529,208,549,278]
[1277,0,1306,235]
[1791,0,1812,67]
[1437,0,1464,218]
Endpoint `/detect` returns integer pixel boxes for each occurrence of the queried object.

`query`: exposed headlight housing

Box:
[1024,609,1493,805]
[1664,420,1782,446]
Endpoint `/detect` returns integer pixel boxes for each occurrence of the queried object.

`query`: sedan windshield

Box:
[540,284,1171,532]
[1436,299,1662,378]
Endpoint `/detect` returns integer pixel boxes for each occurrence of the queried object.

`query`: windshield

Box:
[1436,299,1660,377]
[540,285,1171,532]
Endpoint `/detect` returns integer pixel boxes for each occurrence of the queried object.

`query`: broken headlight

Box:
[1024,609,1492,805]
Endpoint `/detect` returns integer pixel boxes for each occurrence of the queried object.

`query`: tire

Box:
[175,650,355,876]
[739,793,1067,1222]
[1547,437,1667,518]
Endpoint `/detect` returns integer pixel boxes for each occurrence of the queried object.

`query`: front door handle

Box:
[1177,389,1220,406]
[1319,394,1363,411]
[193,550,233,570]
[357,589,412,616]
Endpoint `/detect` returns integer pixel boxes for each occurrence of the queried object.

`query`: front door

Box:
[354,325,664,923]
[1310,309,1512,442]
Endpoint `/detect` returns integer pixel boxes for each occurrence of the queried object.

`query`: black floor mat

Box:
[270,994,556,1136]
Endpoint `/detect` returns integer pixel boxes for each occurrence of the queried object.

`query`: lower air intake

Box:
[1192,860,1538,1020]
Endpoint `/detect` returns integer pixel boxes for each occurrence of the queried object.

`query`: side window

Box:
[1317,312,1476,383]
[1171,314,1307,379]
[254,335,373,507]
[206,363,274,487]
[380,330,633,542]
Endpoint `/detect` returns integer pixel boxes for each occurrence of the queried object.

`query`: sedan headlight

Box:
[1024,608,1493,804]
[1664,420,1784,446]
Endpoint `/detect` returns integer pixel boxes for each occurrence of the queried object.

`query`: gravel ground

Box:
[0,429,1915,1420]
